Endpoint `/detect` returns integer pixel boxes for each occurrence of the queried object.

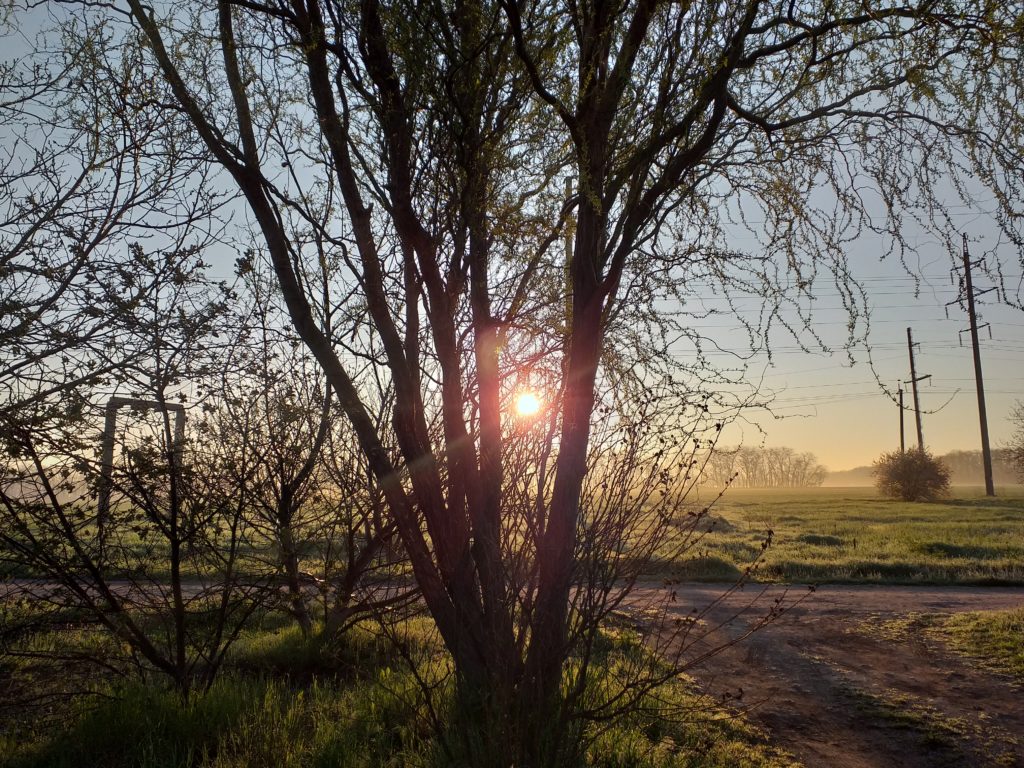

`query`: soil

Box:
[627,583,1024,768]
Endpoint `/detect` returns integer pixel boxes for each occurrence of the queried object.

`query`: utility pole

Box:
[961,234,996,496]
[906,327,930,451]
[898,383,905,452]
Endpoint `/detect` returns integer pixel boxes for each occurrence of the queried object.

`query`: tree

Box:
[704,446,828,488]
[25,0,1024,763]
[204,268,404,639]
[1,247,262,696]
[1,14,245,699]
[1009,401,1024,482]
[937,449,1018,485]
[874,448,952,502]
[1,14,221,430]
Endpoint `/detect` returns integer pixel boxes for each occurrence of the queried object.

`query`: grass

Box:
[3,673,436,768]
[580,627,797,768]
[1,612,795,768]
[869,607,1024,683]
[0,614,441,768]
[846,686,970,754]
[937,608,1024,681]
[807,626,1022,767]
[833,665,1022,767]
[8,487,1020,586]
[5,485,1022,765]
[842,684,1021,767]
[657,486,1024,584]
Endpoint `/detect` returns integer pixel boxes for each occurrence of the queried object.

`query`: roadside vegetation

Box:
[932,609,1024,682]
[1,612,795,768]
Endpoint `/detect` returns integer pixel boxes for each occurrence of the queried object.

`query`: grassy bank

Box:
[658,486,1024,584]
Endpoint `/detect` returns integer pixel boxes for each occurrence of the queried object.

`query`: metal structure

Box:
[97,397,186,533]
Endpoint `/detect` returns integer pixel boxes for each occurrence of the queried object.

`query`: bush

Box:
[873,448,951,502]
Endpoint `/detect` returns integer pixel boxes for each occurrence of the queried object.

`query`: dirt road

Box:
[627,583,1024,767]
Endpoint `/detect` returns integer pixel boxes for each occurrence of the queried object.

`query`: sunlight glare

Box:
[515,391,541,417]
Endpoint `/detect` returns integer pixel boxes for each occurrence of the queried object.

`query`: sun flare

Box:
[515,391,541,417]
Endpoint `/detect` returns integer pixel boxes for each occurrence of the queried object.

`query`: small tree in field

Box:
[874,449,951,502]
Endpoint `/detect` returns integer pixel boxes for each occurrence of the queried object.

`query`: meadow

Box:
[662,486,1024,584]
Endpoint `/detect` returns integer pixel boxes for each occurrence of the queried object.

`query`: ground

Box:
[3,487,1023,765]
[628,583,1024,768]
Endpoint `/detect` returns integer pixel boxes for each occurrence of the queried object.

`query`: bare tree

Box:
[703,446,827,488]
[1,12,222,429]
[204,270,403,638]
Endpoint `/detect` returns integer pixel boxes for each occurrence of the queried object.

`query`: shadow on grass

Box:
[910,542,1004,560]
[796,533,844,547]
[933,496,1024,511]
[759,560,1024,585]
[651,555,744,582]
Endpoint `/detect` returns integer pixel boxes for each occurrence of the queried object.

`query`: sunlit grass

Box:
[657,486,1024,584]
[934,608,1024,681]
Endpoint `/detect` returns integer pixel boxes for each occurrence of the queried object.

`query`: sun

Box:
[515,391,541,417]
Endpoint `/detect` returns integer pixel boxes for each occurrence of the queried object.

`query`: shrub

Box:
[873,448,951,502]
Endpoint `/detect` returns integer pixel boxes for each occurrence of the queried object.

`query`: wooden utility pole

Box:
[898,384,905,452]
[961,234,996,496]
[905,328,930,451]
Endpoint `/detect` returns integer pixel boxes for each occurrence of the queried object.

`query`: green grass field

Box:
[659,486,1024,584]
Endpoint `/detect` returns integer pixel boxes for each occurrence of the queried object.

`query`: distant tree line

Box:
[1011,402,1024,481]
[935,450,1019,486]
[828,449,1022,486]
[700,447,827,489]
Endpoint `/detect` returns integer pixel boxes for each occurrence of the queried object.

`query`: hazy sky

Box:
[709,221,1023,472]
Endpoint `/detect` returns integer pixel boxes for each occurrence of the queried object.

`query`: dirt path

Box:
[627,583,1024,768]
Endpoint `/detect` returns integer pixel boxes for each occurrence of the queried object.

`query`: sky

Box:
[6,6,1022,475]
[705,222,1024,472]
